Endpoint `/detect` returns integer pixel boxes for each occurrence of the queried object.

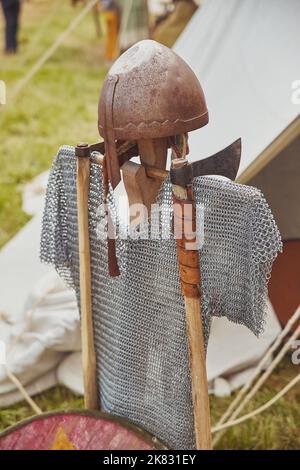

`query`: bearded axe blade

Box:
[170,138,241,185]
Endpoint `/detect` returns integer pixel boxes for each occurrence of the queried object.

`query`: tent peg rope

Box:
[213,304,300,445]
[212,371,300,434]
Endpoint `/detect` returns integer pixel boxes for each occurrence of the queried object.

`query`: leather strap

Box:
[173,190,201,299]
[77,140,139,166]
[102,156,120,277]
[103,75,121,189]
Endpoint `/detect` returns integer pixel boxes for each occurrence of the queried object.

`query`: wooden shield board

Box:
[0,410,166,450]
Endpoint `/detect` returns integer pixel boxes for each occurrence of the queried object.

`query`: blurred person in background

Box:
[118,0,149,53]
[71,1,149,62]
[100,0,121,62]
[101,0,150,61]
[71,0,121,61]
[0,0,21,54]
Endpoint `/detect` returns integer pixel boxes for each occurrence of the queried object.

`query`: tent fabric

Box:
[0,267,80,396]
[174,0,300,179]
[249,134,300,240]
[174,0,300,327]
[118,0,149,52]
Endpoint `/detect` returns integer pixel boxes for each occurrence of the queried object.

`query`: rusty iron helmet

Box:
[98,39,208,188]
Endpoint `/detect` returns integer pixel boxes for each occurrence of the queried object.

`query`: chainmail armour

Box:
[40,146,282,449]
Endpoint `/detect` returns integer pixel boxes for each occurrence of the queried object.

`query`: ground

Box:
[0,0,299,450]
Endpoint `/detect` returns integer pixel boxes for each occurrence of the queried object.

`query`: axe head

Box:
[170,138,242,185]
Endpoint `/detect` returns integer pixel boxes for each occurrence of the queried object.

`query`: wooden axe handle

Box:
[172,158,212,450]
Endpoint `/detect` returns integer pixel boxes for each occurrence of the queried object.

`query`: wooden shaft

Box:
[184,297,212,449]
[77,155,99,410]
[172,160,212,450]
[92,148,168,181]
[145,166,168,180]
[137,138,168,213]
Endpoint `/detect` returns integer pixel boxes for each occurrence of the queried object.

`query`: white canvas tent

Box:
[1,0,299,406]
[175,0,300,237]
[174,0,300,322]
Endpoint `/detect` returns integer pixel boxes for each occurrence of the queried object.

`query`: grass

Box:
[0,358,299,450]
[0,0,299,450]
[211,357,300,450]
[0,386,84,432]
[0,0,105,247]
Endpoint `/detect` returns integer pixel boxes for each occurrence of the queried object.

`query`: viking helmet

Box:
[98,39,208,188]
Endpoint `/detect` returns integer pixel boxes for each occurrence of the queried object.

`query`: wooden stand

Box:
[76,149,99,410]
[75,137,211,447]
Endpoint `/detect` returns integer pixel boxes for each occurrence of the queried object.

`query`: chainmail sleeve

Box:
[249,188,283,334]
[40,146,77,289]
[193,176,282,337]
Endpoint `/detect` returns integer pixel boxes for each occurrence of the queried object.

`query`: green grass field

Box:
[0,0,299,450]
[0,0,104,247]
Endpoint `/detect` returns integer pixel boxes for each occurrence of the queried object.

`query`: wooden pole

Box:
[76,145,99,410]
[172,157,212,450]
